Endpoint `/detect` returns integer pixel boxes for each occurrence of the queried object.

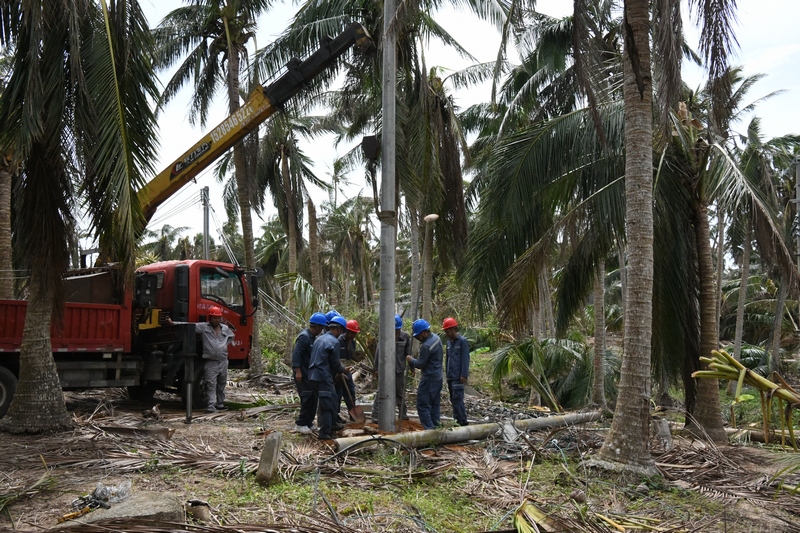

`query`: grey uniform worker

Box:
[168,306,234,413]
[372,314,412,421]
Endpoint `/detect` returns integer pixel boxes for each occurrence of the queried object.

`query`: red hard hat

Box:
[346,319,360,333]
[442,317,458,330]
[209,306,223,317]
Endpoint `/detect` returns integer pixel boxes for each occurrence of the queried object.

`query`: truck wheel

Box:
[181,364,207,409]
[0,366,18,418]
[127,383,159,402]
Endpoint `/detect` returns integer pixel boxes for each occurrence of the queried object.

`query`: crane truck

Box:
[0,23,373,418]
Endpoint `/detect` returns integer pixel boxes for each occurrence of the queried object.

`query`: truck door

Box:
[198,267,249,365]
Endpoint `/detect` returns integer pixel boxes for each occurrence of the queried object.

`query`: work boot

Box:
[295,424,312,434]
[215,404,228,410]
[205,407,217,413]
[332,421,345,431]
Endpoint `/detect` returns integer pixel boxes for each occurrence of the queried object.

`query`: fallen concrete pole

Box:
[334,411,603,451]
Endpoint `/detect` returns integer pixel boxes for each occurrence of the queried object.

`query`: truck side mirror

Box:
[251,275,260,310]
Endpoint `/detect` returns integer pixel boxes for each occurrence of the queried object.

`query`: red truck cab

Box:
[136,259,257,367]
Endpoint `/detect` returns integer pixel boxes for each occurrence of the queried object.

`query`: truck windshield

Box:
[200,268,243,309]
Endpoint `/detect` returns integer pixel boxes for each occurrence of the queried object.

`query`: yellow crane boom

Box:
[138,22,372,226]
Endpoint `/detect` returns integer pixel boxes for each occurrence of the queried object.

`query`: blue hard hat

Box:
[325,310,340,322]
[309,312,327,326]
[329,315,347,329]
[395,314,403,330]
[412,319,430,337]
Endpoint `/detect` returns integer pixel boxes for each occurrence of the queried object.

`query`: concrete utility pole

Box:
[202,186,210,260]
[377,0,398,432]
[796,156,800,327]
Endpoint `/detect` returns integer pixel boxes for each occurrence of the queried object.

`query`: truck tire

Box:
[0,366,18,418]
[127,383,159,402]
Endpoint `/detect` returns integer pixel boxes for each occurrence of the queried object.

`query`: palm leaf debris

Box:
[52,515,357,532]
[511,496,719,532]
[693,349,800,448]
[655,441,800,517]
[0,471,56,515]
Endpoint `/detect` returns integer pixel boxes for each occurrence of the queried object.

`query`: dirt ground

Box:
[2,375,800,532]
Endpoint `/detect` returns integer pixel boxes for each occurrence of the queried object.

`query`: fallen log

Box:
[333,411,602,451]
[725,427,800,448]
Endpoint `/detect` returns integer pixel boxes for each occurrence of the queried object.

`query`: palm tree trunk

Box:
[0,276,71,432]
[361,258,369,305]
[593,261,607,407]
[540,268,555,336]
[715,205,725,342]
[687,201,727,443]
[0,158,13,299]
[225,41,262,375]
[596,0,657,475]
[422,225,434,320]
[308,199,322,294]
[344,260,351,307]
[617,239,627,319]
[363,252,374,306]
[729,221,751,394]
[282,148,298,363]
[410,208,420,318]
[537,299,546,337]
[770,275,788,371]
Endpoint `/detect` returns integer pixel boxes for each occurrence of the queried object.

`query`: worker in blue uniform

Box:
[406,319,443,429]
[308,315,348,440]
[324,310,341,331]
[372,314,413,422]
[442,317,470,426]
[292,312,327,434]
[336,319,360,423]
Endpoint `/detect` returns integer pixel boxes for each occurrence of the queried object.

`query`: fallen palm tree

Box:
[693,349,800,449]
[725,427,800,448]
[333,411,603,451]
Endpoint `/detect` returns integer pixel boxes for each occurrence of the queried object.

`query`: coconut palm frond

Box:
[490,338,561,411]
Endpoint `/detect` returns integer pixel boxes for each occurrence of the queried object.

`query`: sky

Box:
[135,0,800,248]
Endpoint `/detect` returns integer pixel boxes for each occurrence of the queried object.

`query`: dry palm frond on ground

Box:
[655,440,800,517]
[51,515,358,533]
